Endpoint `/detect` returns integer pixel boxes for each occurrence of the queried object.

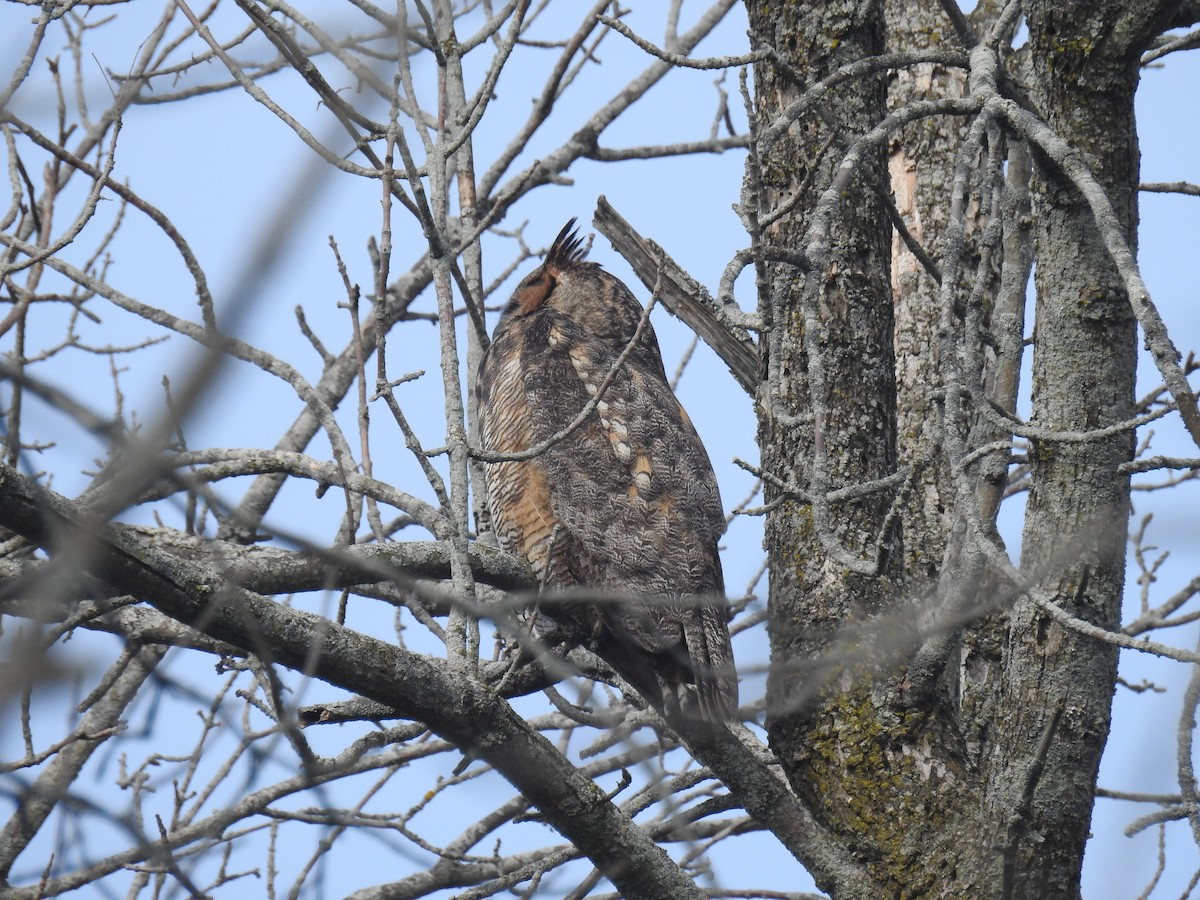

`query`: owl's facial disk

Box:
[509,265,557,318]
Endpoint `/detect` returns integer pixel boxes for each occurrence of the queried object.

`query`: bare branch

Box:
[593,196,759,394]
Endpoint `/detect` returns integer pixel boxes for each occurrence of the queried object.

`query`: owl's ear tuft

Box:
[544,219,588,269]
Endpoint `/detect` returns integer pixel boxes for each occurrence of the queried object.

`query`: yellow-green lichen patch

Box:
[795,680,964,895]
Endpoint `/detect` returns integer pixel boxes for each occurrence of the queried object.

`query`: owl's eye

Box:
[511,269,556,316]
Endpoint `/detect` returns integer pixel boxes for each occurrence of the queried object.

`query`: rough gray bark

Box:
[743,0,1184,896]
[977,3,1179,895]
[745,2,927,895]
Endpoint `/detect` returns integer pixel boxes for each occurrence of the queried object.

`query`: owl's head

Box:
[501,219,597,321]
[497,220,648,351]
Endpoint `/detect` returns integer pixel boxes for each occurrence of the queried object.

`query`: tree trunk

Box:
[746,0,1174,895]
[746,1,951,894]
[977,4,1174,895]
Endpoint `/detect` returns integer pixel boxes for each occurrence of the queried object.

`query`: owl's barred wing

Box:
[548,340,724,579]
[521,323,737,720]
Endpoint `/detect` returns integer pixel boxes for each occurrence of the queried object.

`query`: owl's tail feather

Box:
[683,608,738,723]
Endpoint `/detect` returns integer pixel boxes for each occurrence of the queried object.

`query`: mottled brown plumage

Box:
[476,220,737,722]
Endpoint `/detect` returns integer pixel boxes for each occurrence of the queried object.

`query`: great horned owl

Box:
[476,220,737,722]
